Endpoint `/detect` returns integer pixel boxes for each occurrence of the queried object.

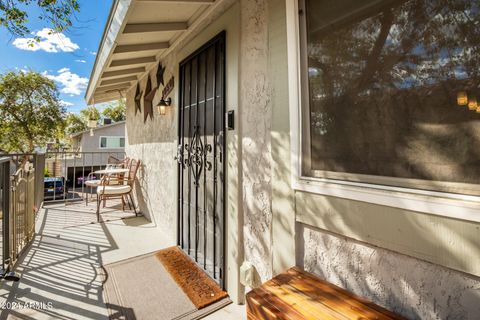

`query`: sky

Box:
[0,1,113,113]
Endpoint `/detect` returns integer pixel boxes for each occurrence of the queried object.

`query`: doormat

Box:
[102,252,231,320]
[156,246,228,309]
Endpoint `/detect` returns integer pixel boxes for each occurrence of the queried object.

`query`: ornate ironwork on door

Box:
[177,32,226,287]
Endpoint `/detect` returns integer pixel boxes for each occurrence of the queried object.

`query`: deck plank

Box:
[246,267,406,320]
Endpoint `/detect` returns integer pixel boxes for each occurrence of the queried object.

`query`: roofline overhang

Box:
[86,0,236,105]
[70,120,126,138]
[85,0,134,105]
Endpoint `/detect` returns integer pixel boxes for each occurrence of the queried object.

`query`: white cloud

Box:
[44,68,88,95]
[60,100,74,107]
[89,51,97,56]
[12,28,79,53]
[75,59,86,63]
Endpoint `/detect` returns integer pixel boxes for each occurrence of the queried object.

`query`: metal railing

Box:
[3,151,126,203]
[0,157,10,274]
[3,153,45,209]
[9,165,35,265]
[0,158,35,277]
[43,151,126,202]
[0,151,126,279]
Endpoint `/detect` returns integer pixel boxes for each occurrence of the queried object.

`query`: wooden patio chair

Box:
[85,157,130,205]
[96,159,140,222]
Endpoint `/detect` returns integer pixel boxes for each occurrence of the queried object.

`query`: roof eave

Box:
[85,0,135,105]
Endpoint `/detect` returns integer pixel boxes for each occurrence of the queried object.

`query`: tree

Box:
[65,113,86,136]
[0,0,80,39]
[80,106,100,122]
[102,99,126,122]
[0,71,65,152]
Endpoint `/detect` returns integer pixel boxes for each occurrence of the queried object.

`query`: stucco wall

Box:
[125,71,177,241]
[239,0,274,283]
[300,224,480,319]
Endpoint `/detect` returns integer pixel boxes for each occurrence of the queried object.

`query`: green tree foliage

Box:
[65,112,87,136]
[102,99,126,122]
[0,0,80,39]
[0,71,66,152]
[80,106,100,121]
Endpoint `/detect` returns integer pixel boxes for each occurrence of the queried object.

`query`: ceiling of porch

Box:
[86,0,218,104]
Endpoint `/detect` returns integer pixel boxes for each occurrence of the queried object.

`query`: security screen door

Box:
[177,32,225,287]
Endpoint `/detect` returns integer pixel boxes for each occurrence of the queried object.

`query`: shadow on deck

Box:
[0,200,172,320]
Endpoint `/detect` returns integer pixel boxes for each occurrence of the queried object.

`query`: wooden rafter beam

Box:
[97,82,132,93]
[123,22,188,34]
[114,42,169,54]
[102,67,145,78]
[100,76,137,86]
[110,56,156,67]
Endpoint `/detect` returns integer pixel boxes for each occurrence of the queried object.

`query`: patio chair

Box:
[96,159,140,222]
[85,157,130,205]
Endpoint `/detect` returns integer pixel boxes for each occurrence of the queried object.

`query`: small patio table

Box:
[94,168,129,175]
[85,168,130,205]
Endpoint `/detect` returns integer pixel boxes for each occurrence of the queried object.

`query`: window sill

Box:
[293,176,480,223]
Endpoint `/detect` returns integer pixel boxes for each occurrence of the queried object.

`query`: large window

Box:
[99,136,125,149]
[301,0,480,195]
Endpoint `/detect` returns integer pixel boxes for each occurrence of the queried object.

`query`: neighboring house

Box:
[70,119,126,153]
[85,0,480,318]
[45,120,126,187]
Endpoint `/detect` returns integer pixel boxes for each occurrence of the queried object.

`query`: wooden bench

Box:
[246,267,405,320]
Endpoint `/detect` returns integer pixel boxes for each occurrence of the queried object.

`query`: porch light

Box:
[457,91,468,106]
[156,97,171,115]
[468,97,477,110]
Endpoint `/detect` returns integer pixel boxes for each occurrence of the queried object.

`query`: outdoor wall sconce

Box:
[457,91,468,106]
[156,97,171,115]
[468,97,477,111]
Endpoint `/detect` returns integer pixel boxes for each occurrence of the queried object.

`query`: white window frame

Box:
[99,136,125,149]
[286,0,480,223]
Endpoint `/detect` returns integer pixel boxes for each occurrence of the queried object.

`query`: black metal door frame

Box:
[177,31,226,288]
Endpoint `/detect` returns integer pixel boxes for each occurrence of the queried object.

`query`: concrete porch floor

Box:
[0,200,245,320]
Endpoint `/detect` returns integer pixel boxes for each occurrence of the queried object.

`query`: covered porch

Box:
[0,199,244,319]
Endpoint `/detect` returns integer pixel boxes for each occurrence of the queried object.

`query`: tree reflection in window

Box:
[305,0,480,193]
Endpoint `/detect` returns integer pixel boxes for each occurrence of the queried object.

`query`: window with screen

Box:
[301,0,480,195]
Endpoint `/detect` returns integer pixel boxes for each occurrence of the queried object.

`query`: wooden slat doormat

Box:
[247,267,406,320]
[156,246,228,309]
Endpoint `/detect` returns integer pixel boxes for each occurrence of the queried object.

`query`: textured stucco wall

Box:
[300,224,480,319]
[240,0,274,283]
[125,63,177,242]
